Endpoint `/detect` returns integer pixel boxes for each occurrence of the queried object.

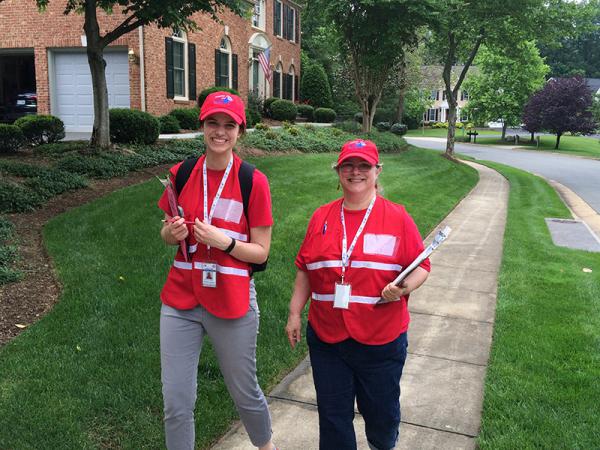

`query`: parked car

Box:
[1,92,37,123]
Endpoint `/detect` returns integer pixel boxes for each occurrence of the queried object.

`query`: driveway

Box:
[405,137,600,215]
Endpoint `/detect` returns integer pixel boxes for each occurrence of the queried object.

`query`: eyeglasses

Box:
[338,162,378,173]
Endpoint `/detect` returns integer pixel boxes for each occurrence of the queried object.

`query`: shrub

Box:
[390,123,408,136]
[354,109,393,125]
[271,100,297,122]
[246,91,263,129]
[110,108,160,144]
[14,115,65,145]
[0,124,25,153]
[314,107,337,123]
[299,62,333,108]
[286,126,300,136]
[297,104,315,121]
[254,122,270,131]
[197,86,240,108]
[432,121,448,129]
[0,181,43,213]
[403,114,422,130]
[375,122,391,131]
[335,101,361,121]
[169,108,199,130]
[334,120,361,133]
[264,130,279,140]
[455,122,464,129]
[263,97,279,118]
[56,154,130,179]
[159,115,181,134]
[23,171,88,199]
[0,217,20,284]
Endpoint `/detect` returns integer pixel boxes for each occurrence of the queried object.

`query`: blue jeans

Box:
[307,322,408,450]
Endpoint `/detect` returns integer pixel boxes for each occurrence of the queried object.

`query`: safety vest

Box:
[297,196,429,345]
[160,154,253,319]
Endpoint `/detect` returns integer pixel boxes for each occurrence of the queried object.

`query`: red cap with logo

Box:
[337,139,379,166]
[200,91,246,126]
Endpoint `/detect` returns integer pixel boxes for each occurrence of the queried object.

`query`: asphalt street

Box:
[405,137,600,215]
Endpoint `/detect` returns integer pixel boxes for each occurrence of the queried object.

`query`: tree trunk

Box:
[360,95,379,133]
[88,48,110,150]
[530,132,535,142]
[445,101,458,158]
[501,121,507,140]
[393,87,406,125]
[84,0,110,150]
[555,133,561,149]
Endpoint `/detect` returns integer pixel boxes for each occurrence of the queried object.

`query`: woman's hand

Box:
[285,313,303,349]
[161,216,189,244]
[381,282,408,303]
[193,218,230,250]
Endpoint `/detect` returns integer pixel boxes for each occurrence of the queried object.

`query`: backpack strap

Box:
[238,160,255,220]
[175,156,199,195]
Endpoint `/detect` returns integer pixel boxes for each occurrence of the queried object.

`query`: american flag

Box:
[257,47,271,82]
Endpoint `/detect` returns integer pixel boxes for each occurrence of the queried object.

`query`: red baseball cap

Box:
[337,139,379,166]
[200,91,246,126]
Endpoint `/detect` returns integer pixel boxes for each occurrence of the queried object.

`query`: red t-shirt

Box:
[296,196,430,345]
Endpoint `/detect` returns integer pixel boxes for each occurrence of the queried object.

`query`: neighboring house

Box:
[585,78,600,96]
[420,65,473,124]
[0,0,301,132]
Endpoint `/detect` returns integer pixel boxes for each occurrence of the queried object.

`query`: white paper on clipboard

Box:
[377,226,451,304]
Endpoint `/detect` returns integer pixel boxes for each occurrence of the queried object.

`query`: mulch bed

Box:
[0,163,171,346]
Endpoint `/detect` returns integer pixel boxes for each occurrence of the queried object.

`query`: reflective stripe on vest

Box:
[173,260,249,277]
[306,259,402,272]
[187,227,248,255]
[312,292,381,305]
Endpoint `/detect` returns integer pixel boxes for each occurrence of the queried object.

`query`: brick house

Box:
[420,66,473,124]
[0,0,301,131]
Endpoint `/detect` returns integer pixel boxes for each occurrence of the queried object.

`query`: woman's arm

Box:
[381,266,429,302]
[160,214,189,245]
[285,270,311,349]
[193,219,271,265]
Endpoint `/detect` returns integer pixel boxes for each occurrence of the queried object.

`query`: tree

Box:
[35,0,245,150]
[463,42,549,140]
[592,93,600,124]
[299,60,333,109]
[426,0,583,158]
[313,0,434,132]
[392,44,426,125]
[522,77,597,149]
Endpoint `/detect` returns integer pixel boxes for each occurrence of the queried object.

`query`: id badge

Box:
[200,262,217,288]
[333,282,351,309]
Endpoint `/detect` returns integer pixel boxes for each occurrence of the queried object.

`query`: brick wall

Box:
[0,0,301,119]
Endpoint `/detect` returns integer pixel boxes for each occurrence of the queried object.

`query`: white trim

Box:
[311,292,381,305]
[306,259,402,272]
[173,260,249,277]
[350,261,402,271]
[220,228,248,242]
[172,30,188,100]
[138,26,146,111]
[173,260,193,270]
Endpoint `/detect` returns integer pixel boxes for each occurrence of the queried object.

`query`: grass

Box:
[0,149,477,449]
[475,134,600,159]
[477,162,600,448]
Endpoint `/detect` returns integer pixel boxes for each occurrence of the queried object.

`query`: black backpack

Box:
[175,156,267,274]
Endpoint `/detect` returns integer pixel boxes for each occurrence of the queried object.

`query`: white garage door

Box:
[52,51,130,132]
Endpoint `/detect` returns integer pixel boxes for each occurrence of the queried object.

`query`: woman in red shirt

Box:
[286,139,430,450]
[159,92,276,450]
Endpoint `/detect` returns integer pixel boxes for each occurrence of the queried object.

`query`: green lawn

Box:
[476,134,600,159]
[477,162,600,448]
[0,149,477,449]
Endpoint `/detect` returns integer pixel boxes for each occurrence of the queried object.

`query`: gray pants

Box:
[160,281,272,449]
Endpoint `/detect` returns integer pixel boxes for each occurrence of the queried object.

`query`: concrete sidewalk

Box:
[213,161,509,449]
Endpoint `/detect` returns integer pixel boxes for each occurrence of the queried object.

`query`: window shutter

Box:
[215,49,221,86]
[294,75,299,102]
[165,37,174,99]
[274,1,280,35]
[232,54,238,90]
[273,72,280,98]
[294,8,299,43]
[282,4,288,39]
[188,43,196,101]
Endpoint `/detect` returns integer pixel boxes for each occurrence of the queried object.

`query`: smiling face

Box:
[202,112,241,156]
[337,156,381,196]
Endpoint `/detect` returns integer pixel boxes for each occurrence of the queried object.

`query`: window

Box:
[273,1,282,36]
[427,108,437,122]
[249,34,271,98]
[214,36,237,90]
[283,4,296,41]
[273,63,283,98]
[430,89,439,101]
[283,65,295,101]
[461,90,469,101]
[166,30,196,100]
[442,90,446,101]
[252,0,266,29]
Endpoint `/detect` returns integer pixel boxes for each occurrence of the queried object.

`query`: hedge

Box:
[299,62,333,108]
[271,100,297,122]
[297,104,314,121]
[197,86,240,108]
[169,108,200,130]
[314,108,337,123]
[0,124,25,153]
[14,115,65,145]
[159,115,181,134]
[109,108,160,144]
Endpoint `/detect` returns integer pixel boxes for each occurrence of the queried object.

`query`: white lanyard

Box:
[340,196,376,282]
[203,156,233,251]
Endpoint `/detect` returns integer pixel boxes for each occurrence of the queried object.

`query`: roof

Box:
[585,78,600,94]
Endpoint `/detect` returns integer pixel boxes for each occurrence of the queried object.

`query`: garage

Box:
[0,51,36,123]
[51,49,130,132]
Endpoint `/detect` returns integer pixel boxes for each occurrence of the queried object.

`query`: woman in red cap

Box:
[158,92,276,450]
[286,139,430,449]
